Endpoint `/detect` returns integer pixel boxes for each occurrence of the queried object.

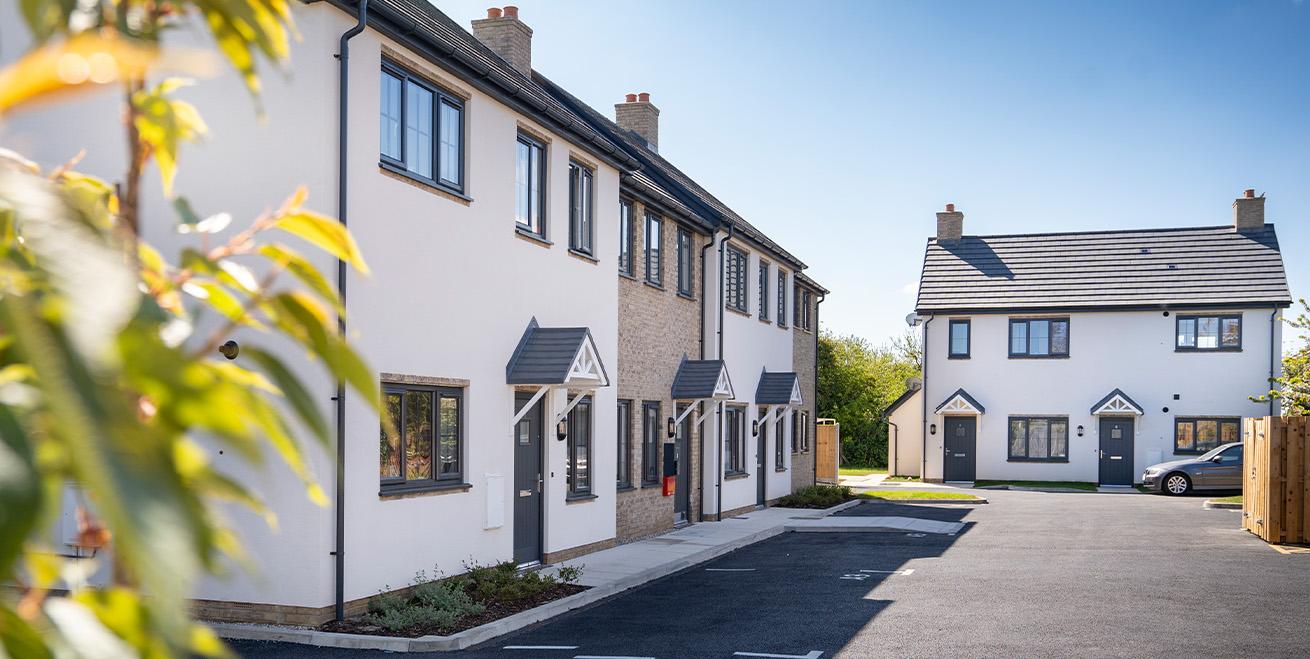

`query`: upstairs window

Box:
[798,290,813,331]
[777,271,788,327]
[568,162,594,255]
[380,65,463,192]
[380,384,463,491]
[725,247,748,312]
[677,228,693,295]
[645,213,663,286]
[1176,315,1241,351]
[1009,318,1069,358]
[618,201,634,276]
[515,133,546,237]
[758,261,770,320]
[949,319,970,359]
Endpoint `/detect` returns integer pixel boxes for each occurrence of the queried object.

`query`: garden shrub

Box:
[776,485,852,509]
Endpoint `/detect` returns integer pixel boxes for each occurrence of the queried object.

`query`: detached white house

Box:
[888,191,1290,486]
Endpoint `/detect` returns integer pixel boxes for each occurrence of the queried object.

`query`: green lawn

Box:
[858,490,980,501]
[883,475,921,482]
[975,480,1098,492]
[1213,495,1243,504]
[839,467,887,477]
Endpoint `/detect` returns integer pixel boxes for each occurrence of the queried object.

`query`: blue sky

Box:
[439,0,1308,347]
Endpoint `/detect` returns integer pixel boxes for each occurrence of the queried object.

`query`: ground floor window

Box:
[773,411,785,469]
[642,401,661,485]
[617,400,632,487]
[1008,416,1069,462]
[799,411,810,452]
[1174,417,1240,454]
[725,406,745,474]
[380,384,463,490]
[567,396,592,496]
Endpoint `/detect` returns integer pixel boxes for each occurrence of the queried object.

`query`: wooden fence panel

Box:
[1243,417,1310,544]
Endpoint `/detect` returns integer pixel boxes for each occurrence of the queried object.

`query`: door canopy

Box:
[1090,388,1143,416]
[755,370,802,406]
[671,357,735,401]
[935,388,985,415]
[505,318,610,387]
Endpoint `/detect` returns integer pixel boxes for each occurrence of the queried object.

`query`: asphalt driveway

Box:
[230,490,1309,658]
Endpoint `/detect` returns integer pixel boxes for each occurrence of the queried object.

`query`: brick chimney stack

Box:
[471,6,533,76]
[936,203,963,241]
[1233,188,1265,232]
[615,92,660,152]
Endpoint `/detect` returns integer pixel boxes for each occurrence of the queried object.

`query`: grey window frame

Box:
[948,319,971,359]
[777,271,788,328]
[617,399,632,488]
[641,401,661,485]
[800,290,813,331]
[676,227,693,296]
[725,406,746,475]
[758,260,770,321]
[566,395,593,496]
[379,62,464,195]
[725,246,748,313]
[1175,314,1242,352]
[568,161,594,255]
[791,410,799,454]
[379,383,464,493]
[618,200,634,276]
[515,132,547,238]
[1173,416,1241,455]
[1008,317,1070,358]
[774,413,785,469]
[1006,416,1070,462]
[644,213,663,286]
[800,411,810,452]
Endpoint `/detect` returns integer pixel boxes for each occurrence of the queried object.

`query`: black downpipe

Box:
[920,316,933,481]
[697,234,713,521]
[812,292,823,486]
[715,224,735,520]
[1270,308,1280,417]
[334,0,369,622]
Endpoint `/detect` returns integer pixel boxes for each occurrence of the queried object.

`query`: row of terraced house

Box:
[0,1,828,624]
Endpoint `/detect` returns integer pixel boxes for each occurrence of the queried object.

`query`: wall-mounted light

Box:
[1077,425,1085,437]
[929,423,937,435]
[667,417,676,439]
[556,418,568,442]
[218,340,240,360]
[751,419,760,437]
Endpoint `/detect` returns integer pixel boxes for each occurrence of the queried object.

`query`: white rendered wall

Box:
[921,309,1282,483]
[887,389,923,477]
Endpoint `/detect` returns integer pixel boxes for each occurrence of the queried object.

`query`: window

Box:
[949,319,970,359]
[642,401,661,485]
[380,384,463,490]
[1009,318,1070,357]
[758,261,770,320]
[1007,417,1069,462]
[799,290,813,331]
[725,406,745,474]
[567,396,592,496]
[800,411,810,452]
[568,161,594,254]
[791,410,799,454]
[618,201,634,276]
[676,228,693,295]
[645,213,663,286]
[725,247,748,312]
[774,412,785,469]
[777,271,788,327]
[1176,315,1241,351]
[617,400,632,487]
[1174,417,1240,454]
[380,65,463,192]
[515,133,546,236]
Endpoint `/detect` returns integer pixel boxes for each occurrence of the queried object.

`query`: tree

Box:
[1254,299,1310,416]
[0,2,376,656]
[817,330,921,468]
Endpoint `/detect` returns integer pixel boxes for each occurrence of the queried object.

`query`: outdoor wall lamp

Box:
[1077,425,1085,437]
[751,420,760,437]
[218,340,240,360]
[667,417,676,439]
[929,423,937,435]
[556,418,568,442]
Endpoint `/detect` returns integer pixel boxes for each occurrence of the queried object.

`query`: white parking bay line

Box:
[734,651,823,659]
[859,568,914,575]
[504,646,579,650]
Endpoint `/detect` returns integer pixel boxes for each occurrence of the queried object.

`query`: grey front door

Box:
[756,414,767,505]
[1098,416,1134,486]
[674,407,690,523]
[943,417,976,482]
[513,393,544,565]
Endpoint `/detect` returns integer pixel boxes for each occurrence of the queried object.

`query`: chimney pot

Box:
[945,203,955,212]
[503,5,518,18]
[1244,188,1255,199]
[638,92,650,103]
[625,93,637,103]
[936,205,964,242]
[1233,188,1265,232]
[471,6,533,76]
[486,7,501,18]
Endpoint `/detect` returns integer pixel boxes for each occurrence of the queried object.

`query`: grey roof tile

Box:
[671,359,728,400]
[755,371,800,405]
[916,225,1291,312]
[505,319,605,385]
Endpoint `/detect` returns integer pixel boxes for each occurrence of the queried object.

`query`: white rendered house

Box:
[890,193,1289,485]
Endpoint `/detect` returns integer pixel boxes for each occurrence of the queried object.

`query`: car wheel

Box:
[1164,473,1191,496]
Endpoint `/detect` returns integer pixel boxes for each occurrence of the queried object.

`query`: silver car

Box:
[1142,442,1243,495]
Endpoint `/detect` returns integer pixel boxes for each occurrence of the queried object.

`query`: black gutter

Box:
[1270,307,1280,417]
[914,301,1293,316]
[333,0,368,622]
[920,316,933,481]
[715,224,735,521]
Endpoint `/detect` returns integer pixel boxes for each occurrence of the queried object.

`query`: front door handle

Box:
[518,489,532,498]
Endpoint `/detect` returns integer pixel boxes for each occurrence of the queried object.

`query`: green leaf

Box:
[268,292,377,412]
[0,404,41,577]
[0,604,50,659]
[132,78,208,197]
[242,346,329,444]
[259,243,340,312]
[181,279,262,329]
[273,210,369,275]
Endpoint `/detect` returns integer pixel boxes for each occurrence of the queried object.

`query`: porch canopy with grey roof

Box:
[1090,388,1144,416]
[916,225,1291,313]
[668,357,735,428]
[936,388,985,415]
[506,318,609,427]
[755,370,802,427]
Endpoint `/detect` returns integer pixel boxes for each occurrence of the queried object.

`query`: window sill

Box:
[515,226,552,247]
[565,493,598,504]
[777,323,788,330]
[619,271,638,282]
[677,291,696,301]
[643,280,665,291]
[640,480,662,489]
[568,248,598,264]
[726,306,751,318]
[616,484,637,492]
[948,354,970,360]
[1005,458,1070,464]
[759,316,772,324]
[378,161,471,204]
[724,471,749,481]
[1007,355,1070,360]
[1174,348,1243,353]
[379,481,471,499]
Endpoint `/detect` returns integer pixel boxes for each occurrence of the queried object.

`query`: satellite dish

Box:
[905,313,922,327]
